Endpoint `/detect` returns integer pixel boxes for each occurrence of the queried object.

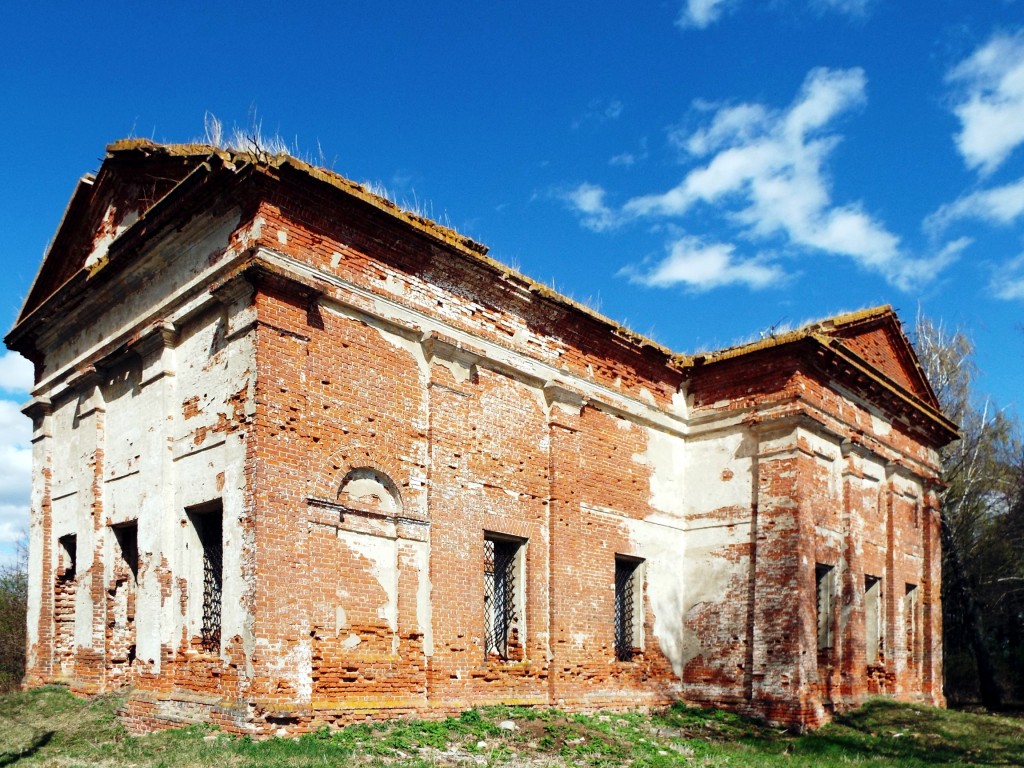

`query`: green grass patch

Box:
[1,687,1022,766]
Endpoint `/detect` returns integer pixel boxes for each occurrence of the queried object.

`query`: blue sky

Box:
[1,1,1023,560]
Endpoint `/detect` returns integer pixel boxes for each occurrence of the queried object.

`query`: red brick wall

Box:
[21,163,948,735]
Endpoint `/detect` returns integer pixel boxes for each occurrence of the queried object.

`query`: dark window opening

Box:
[193,509,223,652]
[484,535,520,661]
[816,564,836,651]
[905,583,919,668]
[114,523,139,583]
[58,534,77,581]
[615,557,642,661]
[865,575,882,664]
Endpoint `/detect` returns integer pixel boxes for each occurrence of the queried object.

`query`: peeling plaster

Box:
[625,516,687,678]
[412,542,434,656]
[644,427,686,518]
[340,531,399,633]
[263,639,313,704]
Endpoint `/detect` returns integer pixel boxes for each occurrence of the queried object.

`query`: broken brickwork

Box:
[5,140,957,734]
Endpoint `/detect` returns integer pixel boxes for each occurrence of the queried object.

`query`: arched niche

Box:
[337,467,402,514]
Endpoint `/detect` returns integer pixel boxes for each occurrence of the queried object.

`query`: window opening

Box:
[484,536,519,660]
[114,523,139,583]
[615,557,642,661]
[58,534,77,581]
[816,564,836,651]
[864,575,882,664]
[905,583,919,667]
[54,534,78,670]
[195,510,223,651]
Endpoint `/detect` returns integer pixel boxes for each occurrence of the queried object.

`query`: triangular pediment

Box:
[685,306,954,444]
[814,307,941,411]
[16,141,211,325]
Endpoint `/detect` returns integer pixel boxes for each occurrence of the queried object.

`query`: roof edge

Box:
[103,140,681,364]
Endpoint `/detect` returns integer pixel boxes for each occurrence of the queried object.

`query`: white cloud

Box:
[0,398,31,509]
[0,360,32,566]
[889,236,972,291]
[678,0,735,29]
[679,0,873,30]
[927,177,1024,231]
[572,98,625,129]
[624,68,869,226]
[947,30,1024,175]
[992,252,1024,301]
[0,351,32,393]
[624,237,786,291]
[813,0,872,16]
[680,103,770,156]
[0,396,30,571]
[0,504,28,545]
[609,137,648,168]
[565,67,964,292]
[563,182,618,231]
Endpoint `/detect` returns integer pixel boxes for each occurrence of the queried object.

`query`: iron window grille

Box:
[484,536,519,660]
[197,512,223,652]
[615,557,641,661]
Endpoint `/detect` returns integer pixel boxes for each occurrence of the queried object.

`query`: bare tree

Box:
[914,312,1021,708]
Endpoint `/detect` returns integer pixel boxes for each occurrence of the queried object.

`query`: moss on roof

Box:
[105,139,680,362]
[683,305,896,366]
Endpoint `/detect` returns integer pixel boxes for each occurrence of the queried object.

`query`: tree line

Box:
[0,539,26,693]
[915,315,1024,708]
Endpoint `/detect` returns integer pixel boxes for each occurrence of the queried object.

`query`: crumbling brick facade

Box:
[5,140,957,734]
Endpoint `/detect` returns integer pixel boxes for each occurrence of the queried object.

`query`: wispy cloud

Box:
[562,182,618,231]
[991,252,1024,301]
[609,138,649,168]
[565,67,959,292]
[572,98,625,129]
[813,0,872,17]
[947,30,1024,175]
[678,0,873,30]
[927,177,1024,231]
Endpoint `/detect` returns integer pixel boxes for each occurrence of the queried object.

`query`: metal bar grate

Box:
[484,538,517,660]
[615,559,636,661]
[200,514,222,651]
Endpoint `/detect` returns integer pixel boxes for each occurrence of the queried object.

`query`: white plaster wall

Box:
[29,208,257,683]
[679,522,752,675]
[170,303,254,659]
[49,398,82,508]
[625,516,688,680]
[643,426,687,519]
[38,210,242,381]
[682,428,754,519]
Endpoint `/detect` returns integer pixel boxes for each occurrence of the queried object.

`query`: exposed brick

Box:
[4,140,956,735]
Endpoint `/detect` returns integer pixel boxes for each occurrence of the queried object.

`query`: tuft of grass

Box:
[2,687,1023,766]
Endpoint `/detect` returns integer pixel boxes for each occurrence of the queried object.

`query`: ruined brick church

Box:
[5,140,957,734]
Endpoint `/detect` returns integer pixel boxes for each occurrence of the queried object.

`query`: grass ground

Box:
[1,687,1023,767]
